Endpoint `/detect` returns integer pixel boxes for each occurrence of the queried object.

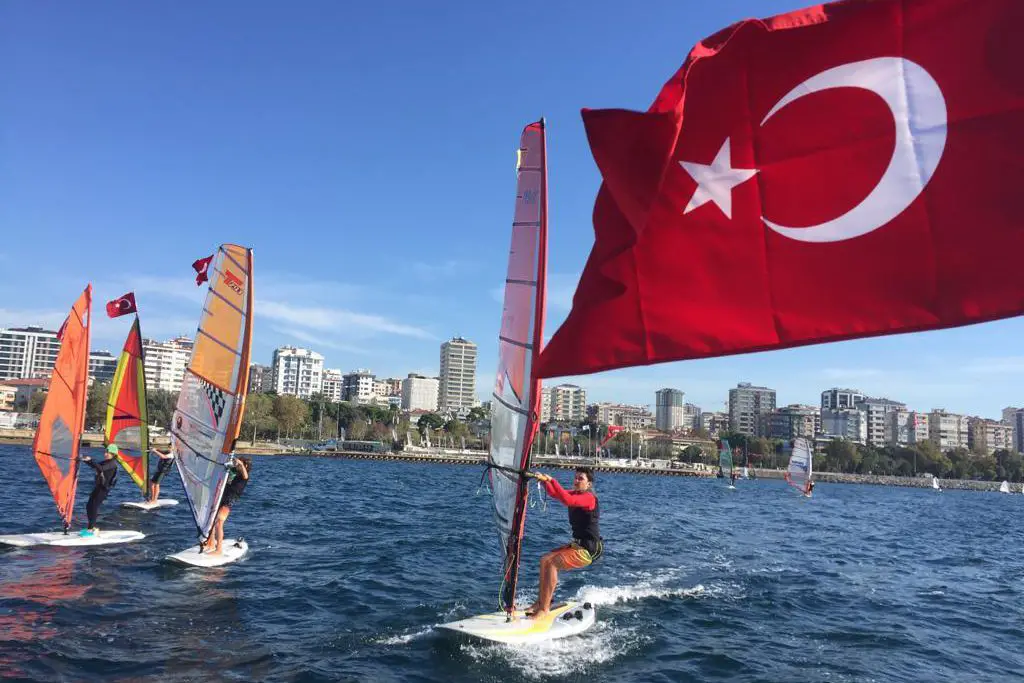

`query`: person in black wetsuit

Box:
[525,467,603,621]
[201,456,251,555]
[80,444,119,536]
[147,448,175,503]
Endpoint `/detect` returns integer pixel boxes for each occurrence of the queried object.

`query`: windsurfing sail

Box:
[105,317,150,496]
[741,466,750,479]
[488,120,548,613]
[999,480,1010,494]
[932,477,941,490]
[718,440,733,476]
[784,438,813,495]
[33,286,92,529]
[172,245,254,541]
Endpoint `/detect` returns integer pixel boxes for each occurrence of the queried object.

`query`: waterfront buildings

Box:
[248,363,273,394]
[402,373,440,412]
[142,336,193,393]
[655,388,685,432]
[438,337,477,415]
[927,409,969,450]
[728,383,777,436]
[271,346,324,399]
[341,369,375,403]
[321,368,343,401]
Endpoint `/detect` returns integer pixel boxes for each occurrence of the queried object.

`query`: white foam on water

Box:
[460,620,649,680]
[576,581,709,607]
[374,626,433,645]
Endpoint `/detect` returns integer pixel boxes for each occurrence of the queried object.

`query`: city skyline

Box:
[2,2,1021,421]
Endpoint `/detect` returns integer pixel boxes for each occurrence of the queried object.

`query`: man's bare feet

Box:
[527,609,550,621]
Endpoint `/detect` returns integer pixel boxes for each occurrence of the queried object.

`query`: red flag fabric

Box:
[192,254,213,286]
[105,292,137,319]
[599,425,626,448]
[536,0,1024,379]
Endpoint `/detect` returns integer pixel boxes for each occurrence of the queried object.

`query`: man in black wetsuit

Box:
[147,448,175,503]
[201,456,251,555]
[81,444,119,536]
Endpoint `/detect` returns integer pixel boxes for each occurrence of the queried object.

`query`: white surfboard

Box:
[165,539,248,568]
[728,485,737,490]
[0,530,146,547]
[438,601,595,644]
[121,499,180,510]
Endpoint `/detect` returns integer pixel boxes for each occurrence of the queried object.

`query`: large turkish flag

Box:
[536,0,1024,379]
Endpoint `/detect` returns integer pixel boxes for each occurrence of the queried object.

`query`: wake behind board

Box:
[122,499,179,510]
[438,601,595,644]
[0,530,146,548]
[165,539,248,568]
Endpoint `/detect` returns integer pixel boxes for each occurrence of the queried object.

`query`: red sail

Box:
[105,317,150,494]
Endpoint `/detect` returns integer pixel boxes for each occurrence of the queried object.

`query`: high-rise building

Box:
[859,397,906,448]
[888,409,929,446]
[540,387,553,422]
[271,346,324,398]
[928,409,969,450]
[1013,410,1024,453]
[655,388,685,432]
[968,417,1014,455]
[763,404,819,440]
[248,364,272,394]
[142,336,193,393]
[728,383,777,436]
[821,387,865,411]
[401,373,440,412]
[700,411,729,436]
[88,351,118,384]
[342,369,375,403]
[0,327,62,381]
[548,384,587,422]
[439,337,477,415]
[821,408,867,443]
[682,403,702,431]
[321,368,343,401]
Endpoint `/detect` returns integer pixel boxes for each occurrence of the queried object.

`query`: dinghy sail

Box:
[105,317,150,497]
[785,438,813,495]
[171,245,254,541]
[488,120,548,613]
[999,480,1010,494]
[34,286,92,531]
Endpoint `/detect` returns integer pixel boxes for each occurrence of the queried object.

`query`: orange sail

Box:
[33,286,92,529]
[105,317,150,495]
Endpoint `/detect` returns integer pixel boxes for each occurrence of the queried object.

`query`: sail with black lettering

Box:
[172,245,254,540]
[785,438,813,495]
[489,120,548,613]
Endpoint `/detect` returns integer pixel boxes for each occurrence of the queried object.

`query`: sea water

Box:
[1,444,1022,682]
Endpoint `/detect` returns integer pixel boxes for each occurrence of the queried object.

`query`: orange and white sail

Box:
[33,286,92,529]
[172,245,254,540]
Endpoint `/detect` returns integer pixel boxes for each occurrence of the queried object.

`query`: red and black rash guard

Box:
[543,478,601,554]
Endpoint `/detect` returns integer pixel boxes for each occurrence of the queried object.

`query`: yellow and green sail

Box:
[105,317,150,495]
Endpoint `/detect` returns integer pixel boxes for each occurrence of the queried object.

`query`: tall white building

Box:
[764,404,819,440]
[143,336,193,393]
[928,409,969,450]
[655,388,685,432]
[0,327,62,381]
[682,403,703,431]
[439,337,477,415]
[860,397,906,448]
[540,387,553,422]
[342,369,375,403]
[401,373,439,412]
[548,384,587,422]
[88,351,118,384]
[729,383,777,436]
[271,346,324,399]
[321,368,343,401]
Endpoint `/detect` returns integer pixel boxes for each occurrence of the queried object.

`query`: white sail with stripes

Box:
[172,245,254,540]
[785,438,813,495]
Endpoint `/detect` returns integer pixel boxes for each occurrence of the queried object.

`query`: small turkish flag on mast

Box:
[192,254,213,286]
[537,0,1024,379]
[105,292,138,319]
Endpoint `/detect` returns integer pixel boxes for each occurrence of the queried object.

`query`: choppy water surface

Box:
[1,444,1022,682]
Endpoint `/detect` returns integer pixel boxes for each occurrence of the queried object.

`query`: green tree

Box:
[273,394,308,438]
[146,389,178,429]
[824,439,858,472]
[417,412,445,433]
[468,405,489,423]
[27,389,47,414]
[85,382,111,430]
[242,394,275,444]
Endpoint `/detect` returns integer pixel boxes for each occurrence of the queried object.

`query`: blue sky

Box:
[1,1,1020,419]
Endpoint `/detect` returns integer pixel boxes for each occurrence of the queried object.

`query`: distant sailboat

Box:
[0,287,144,547]
[785,438,813,497]
[741,466,750,479]
[719,440,735,488]
[999,480,1011,494]
[932,476,941,492]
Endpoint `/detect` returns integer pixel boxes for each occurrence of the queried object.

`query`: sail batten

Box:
[105,317,150,495]
[489,120,548,613]
[33,286,92,528]
[172,245,254,540]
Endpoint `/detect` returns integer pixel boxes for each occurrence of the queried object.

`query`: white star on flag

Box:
[680,138,758,219]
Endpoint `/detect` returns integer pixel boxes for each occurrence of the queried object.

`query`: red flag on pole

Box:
[105,292,138,319]
[192,254,213,286]
[537,0,1024,379]
[599,425,625,448]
